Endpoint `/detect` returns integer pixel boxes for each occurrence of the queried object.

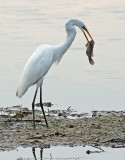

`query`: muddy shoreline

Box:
[0,105,125,151]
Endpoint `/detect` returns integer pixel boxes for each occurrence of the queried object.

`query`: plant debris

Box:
[0,105,125,151]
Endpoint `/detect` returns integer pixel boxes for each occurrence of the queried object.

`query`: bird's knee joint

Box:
[32,103,35,109]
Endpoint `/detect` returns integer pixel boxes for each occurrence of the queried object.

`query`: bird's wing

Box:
[16,45,54,98]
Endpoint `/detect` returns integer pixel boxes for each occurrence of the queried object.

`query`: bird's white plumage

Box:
[16,19,88,98]
[16,44,54,97]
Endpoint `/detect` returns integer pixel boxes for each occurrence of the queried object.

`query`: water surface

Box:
[1,146,125,160]
[0,0,125,112]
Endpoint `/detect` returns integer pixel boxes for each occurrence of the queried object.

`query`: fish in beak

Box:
[82,26,95,65]
[86,40,95,65]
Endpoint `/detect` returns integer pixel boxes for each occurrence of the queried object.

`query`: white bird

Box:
[16,19,94,128]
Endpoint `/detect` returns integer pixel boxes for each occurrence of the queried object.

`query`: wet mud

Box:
[0,105,125,151]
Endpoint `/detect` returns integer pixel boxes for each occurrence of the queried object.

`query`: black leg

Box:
[32,89,38,129]
[40,148,43,160]
[32,147,37,160]
[40,86,49,127]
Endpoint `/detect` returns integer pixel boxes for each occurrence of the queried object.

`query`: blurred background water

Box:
[0,0,125,112]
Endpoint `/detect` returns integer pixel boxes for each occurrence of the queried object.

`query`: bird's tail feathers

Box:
[16,83,28,98]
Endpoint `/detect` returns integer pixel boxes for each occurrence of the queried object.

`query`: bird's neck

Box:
[61,26,76,52]
[53,25,76,63]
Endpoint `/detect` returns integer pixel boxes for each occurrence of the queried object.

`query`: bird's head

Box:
[67,19,94,43]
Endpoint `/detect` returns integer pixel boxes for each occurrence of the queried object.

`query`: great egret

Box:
[16,19,94,128]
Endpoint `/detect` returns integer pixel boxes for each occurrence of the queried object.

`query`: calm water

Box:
[1,146,125,160]
[0,0,125,112]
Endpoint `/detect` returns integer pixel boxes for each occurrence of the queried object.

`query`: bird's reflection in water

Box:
[32,145,104,160]
[32,147,43,160]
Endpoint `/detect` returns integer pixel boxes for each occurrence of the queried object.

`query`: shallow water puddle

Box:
[1,146,125,160]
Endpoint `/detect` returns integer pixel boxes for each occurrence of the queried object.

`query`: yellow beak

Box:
[83,26,94,42]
